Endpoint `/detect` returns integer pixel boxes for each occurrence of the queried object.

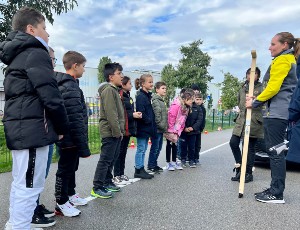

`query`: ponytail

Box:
[294,38,300,60]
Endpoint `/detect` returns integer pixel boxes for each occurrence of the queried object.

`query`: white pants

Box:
[9,146,49,230]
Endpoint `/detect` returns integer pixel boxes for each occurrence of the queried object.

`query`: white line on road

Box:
[200,142,229,155]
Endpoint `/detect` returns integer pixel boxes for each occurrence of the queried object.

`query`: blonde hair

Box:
[135,74,152,90]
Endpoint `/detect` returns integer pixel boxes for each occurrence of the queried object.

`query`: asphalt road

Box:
[1,129,300,230]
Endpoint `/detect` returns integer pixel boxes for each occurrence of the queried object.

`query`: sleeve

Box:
[25,50,68,134]
[152,99,164,130]
[136,95,151,124]
[192,107,203,131]
[200,106,206,131]
[289,81,300,122]
[167,104,180,133]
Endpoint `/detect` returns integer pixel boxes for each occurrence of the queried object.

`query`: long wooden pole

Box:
[238,50,257,198]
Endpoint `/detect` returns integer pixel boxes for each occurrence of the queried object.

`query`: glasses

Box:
[50,57,57,64]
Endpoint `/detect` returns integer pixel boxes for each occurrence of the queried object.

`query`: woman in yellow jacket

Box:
[246,32,298,204]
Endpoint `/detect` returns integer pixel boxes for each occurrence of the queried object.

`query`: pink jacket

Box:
[167,97,189,136]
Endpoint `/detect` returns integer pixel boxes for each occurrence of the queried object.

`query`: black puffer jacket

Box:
[55,72,90,158]
[0,31,68,150]
[183,102,203,135]
[120,90,136,136]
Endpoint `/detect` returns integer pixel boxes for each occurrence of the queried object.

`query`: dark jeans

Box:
[229,135,257,174]
[114,136,130,177]
[195,133,202,160]
[148,133,163,169]
[166,140,177,163]
[180,133,197,162]
[264,118,288,196]
[93,137,121,189]
[55,147,79,205]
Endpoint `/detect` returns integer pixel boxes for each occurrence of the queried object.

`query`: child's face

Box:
[156,85,166,97]
[184,98,193,107]
[74,62,85,78]
[142,77,153,91]
[27,21,49,44]
[122,80,132,91]
[195,97,203,105]
[110,69,123,87]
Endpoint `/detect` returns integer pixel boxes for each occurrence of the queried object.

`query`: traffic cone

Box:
[130,140,135,148]
[204,130,208,134]
[148,138,152,145]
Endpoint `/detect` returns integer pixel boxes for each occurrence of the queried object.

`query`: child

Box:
[134,74,156,179]
[0,7,69,230]
[194,93,206,164]
[113,76,142,184]
[181,92,203,168]
[166,89,194,170]
[54,51,91,217]
[92,63,125,198]
[147,82,168,173]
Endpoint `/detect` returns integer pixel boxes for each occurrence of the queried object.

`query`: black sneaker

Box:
[254,188,270,197]
[37,204,55,218]
[104,183,121,192]
[31,212,56,228]
[244,173,253,183]
[154,166,164,172]
[255,191,285,204]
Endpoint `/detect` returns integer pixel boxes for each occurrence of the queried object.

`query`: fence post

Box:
[212,109,215,130]
[229,111,231,127]
[221,110,224,128]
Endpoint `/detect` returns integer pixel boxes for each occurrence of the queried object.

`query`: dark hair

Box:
[195,93,203,99]
[12,7,45,32]
[191,84,200,91]
[135,74,152,90]
[276,32,295,49]
[122,76,130,85]
[181,91,194,101]
[63,51,86,70]
[246,67,261,78]
[155,81,166,91]
[294,38,300,60]
[104,62,123,82]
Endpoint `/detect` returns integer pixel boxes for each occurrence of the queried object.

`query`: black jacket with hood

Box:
[0,31,68,150]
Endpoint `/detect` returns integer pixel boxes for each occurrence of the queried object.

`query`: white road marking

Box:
[200,142,229,155]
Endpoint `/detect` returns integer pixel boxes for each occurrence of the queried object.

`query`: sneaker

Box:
[91,187,113,198]
[5,222,44,230]
[254,188,270,197]
[195,159,201,165]
[55,201,81,217]
[31,212,56,228]
[120,175,131,184]
[36,204,55,218]
[113,176,129,185]
[69,193,88,206]
[148,168,159,174]
[174,162,183,170]
[244,173,253,183]
[154,166,164,172]
[104,183,121,192]
[181,160,187,168]
[189,162,197,168]
[255,191,285,204]
[167,162,175,171]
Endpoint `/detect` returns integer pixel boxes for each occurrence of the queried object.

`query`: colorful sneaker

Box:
[36,204,55,218]
[55,201,81,217]
[31,212,56,228]
[113,176,129,185]
[104,183,121,192]
[120,175,131,184]
[91,187,113,198]
[167,162,175,171]
[69,193,88,206]
[255,191,285,204]
[174,162,183,170]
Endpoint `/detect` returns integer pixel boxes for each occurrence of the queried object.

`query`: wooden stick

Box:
[238,50,257,198]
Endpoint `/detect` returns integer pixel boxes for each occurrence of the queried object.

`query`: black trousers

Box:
[166,140,177,162]
[55,147,79,205]
[229,135,257,174]
[93,137,121,189]
[195,133,202,160]
[114,136,130,177]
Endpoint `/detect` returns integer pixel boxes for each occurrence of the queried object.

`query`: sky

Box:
[46,0,300,83]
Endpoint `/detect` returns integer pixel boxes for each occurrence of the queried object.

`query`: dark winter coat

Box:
[55,72,91,158]
[183,102,203,135]
[232,81,264,138]
[297,56,300,80]
[152,94,168,133]
[200,104,206,132]
[136,89,157,138]
[120,90,136,136]
[0,31,68,150]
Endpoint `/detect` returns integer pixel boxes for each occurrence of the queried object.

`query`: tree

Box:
[97,56,112,83]
[176,40,213,95]
[221,72,241,110]
[161,63,177,106]
[0,0,78,42]
[207,93,213,109]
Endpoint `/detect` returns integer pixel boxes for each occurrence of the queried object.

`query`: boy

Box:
[54,51,91,217]
[92,63,125,198]
[147,82,168,172]
[195,93,206,164]
[0,7,69,230]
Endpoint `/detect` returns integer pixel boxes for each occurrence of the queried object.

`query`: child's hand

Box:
[133,112,142,119]
[188,127,193,131]
[184,128,190,132]
[58,135,64,140]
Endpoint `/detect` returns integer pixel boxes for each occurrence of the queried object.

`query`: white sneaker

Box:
[167,162,175,171]
[174,162,183,170]
[120,175,132,184]
[55,201,81,217]
[113,176,130,185]
[5,222,43,230]
[69,193,88,206]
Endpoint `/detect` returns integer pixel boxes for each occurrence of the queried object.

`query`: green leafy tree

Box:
[0,0,78,41]
[97,56,112,83]
[161,63,177,107]
[176,40,213,95]
[221,72,241,110]
[207,93,213,109]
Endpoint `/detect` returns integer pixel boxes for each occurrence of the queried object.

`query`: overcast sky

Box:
[47,0,300,83]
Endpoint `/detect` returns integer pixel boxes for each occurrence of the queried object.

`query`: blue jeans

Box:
[135,137,149,169]
[148,133,163,169]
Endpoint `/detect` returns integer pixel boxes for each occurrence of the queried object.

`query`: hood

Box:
[152,93,164,102]
[0,31,47,65]
[55,72,76,85]
[98,82,113,95]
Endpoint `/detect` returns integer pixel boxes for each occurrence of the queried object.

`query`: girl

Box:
[134,74,156,179]
[165,89,194,171]
[113,76,142,184]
